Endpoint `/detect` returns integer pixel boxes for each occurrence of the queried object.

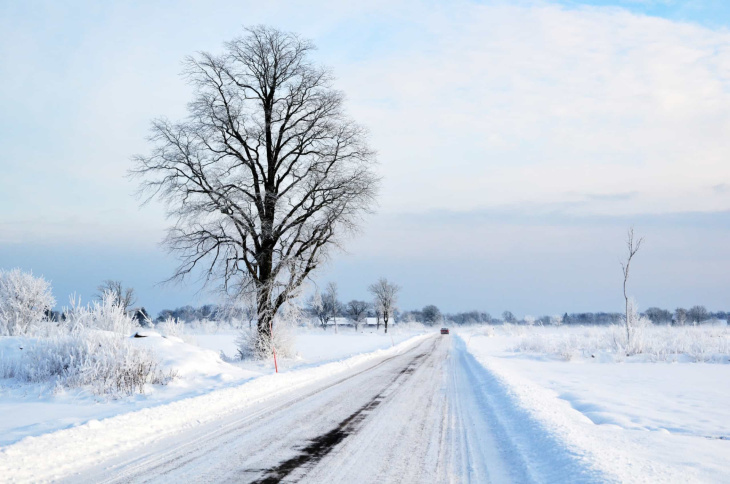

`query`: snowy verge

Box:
[0,331,259,446]
[192,327,426,371]
[460,331,730,483]
[0,333,432,482]
[512,324,730,363]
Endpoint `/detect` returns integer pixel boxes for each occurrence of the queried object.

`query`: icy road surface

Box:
[66,335,606,483]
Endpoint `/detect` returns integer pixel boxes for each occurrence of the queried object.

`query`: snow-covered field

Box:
[460,325,730,482]
[3,321,728,482]
[0,326,424,448]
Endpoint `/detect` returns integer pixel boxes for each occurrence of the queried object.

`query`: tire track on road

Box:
[251,350,431,483]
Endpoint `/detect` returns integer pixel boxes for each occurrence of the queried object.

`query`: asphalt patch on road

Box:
[249,352,428,483]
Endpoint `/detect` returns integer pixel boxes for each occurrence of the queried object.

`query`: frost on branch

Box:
[1,332,175,396]
[237,303,299,361]
[63,292,139,335]
[0,268,55,336]
[0,276,174,397]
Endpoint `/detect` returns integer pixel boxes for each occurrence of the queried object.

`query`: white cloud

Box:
[2,0,730,240]
[330,2,730,217]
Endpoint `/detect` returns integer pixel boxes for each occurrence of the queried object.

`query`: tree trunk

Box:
[625,297,630,344]
[256,314,273,358]
[256,255,274,353]
[257,208,276,348]
[384,315,389,334]
[624,280,630,346]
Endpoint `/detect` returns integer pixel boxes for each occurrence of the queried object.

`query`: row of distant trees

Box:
[399,305,728,327]
[433,306,726,326]
[82,278,725,330]
[146,302,727,329]
[88,281,722,331]
[305,279,400,333]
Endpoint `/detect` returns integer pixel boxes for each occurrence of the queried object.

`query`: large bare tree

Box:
[133,26,378,351]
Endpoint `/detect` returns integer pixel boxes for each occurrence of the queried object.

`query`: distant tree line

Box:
[149,303,727,328]
[305,278,401,333]
[156,304,221,323]
[645,306,727,325]
[394,305,728,327]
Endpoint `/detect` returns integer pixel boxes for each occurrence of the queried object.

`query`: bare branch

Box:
[621,226,644,346]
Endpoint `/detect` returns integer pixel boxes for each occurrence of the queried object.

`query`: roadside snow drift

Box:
[460,328,730,483]
[0,333,431,482]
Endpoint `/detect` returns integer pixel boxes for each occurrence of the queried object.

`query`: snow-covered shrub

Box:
[157,316,186,338]
[0,332,175,396]
[237,304,298,360]
[63,292,138,335]
[0,269,56,336]
[236,323,296,360]
[621,297,653,353]
[179,318,240,334]
[155,316,197,344]
[517,330,586,361]
[500,322,528,337]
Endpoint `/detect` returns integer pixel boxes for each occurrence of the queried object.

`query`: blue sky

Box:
[560,0,730,27]
[1,0,729,317]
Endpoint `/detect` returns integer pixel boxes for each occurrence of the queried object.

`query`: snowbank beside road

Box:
[0,333,432,482]
[460,329,730,482]
[192,326,424,367]
[0,331,258,446]
[0,327,426,447]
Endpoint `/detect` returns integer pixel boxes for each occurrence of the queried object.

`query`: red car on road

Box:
[440,328,449,335]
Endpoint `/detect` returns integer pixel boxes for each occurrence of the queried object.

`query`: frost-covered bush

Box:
[155,316,197,344]
[236,323,296,360]
[63,292,138,335]
[0,332,175,396]
[0,269,56,336]
[237,304,298,360]
[0,290,177,396]
[156,316,186,338]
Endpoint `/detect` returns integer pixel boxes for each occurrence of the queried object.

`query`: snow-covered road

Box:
[62,334,606,483]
